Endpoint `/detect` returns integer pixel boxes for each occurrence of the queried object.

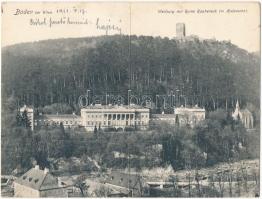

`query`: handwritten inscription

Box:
[13,7,122,35]
[96,18,122,35]
[14,9,34,15]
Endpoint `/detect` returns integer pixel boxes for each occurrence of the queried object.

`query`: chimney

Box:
[44,168,49,174]
[34,165,40,170]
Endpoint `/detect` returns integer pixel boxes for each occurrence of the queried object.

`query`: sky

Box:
[2,2,260,52]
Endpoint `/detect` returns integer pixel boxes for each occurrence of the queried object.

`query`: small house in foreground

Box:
[14,165,67,197]
[105,171,149,197]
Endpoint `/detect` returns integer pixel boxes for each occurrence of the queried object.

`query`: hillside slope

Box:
[2,35,260,111]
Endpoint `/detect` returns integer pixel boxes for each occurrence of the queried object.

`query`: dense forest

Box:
[2,35,260,112]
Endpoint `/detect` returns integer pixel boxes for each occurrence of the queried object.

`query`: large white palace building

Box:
[25,104,150,131]
[21,103,208,132]
[20,100,255,132]
[81,104,150,131]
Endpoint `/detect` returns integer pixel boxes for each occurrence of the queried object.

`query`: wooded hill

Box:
[2,35,260,111]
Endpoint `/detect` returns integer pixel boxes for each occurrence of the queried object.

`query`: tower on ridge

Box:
[176,23,186,37]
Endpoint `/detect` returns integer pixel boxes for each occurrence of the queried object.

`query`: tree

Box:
[227,168,233,197]
[195,169,202,197]
[208,174,216,196]
[186,169,192,197]
[21,110,31,129]
[240,165,248,193]
[94,125,98,136]
[74,175,89,197]
[217,171,225,197]
[60,122,65,134]
[235,171,241,197]
[175,115,179,126]
[31,133,49,168]
[170,175,181,197]
[98,123,102,132]
[252,168,259,185]
[16,111,22,126]
[226,111,234,127]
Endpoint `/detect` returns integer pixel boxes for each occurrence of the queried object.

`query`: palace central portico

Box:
[80,104,150,131]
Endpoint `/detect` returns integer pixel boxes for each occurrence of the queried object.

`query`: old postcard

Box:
[1,2,260,197]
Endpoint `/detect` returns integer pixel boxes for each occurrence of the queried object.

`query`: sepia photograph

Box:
[1,1,260,197]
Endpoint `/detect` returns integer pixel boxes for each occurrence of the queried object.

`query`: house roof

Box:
[105,171,142,191]
[14,167,59,191]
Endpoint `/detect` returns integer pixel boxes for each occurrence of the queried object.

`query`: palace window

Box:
[113,114,116,120]
[121,114,125,120]
[117,114,120,120]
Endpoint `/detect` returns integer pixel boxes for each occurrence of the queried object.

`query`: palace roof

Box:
[81,104,149,110]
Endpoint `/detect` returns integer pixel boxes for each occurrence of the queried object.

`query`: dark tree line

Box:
[2,35,260,112]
